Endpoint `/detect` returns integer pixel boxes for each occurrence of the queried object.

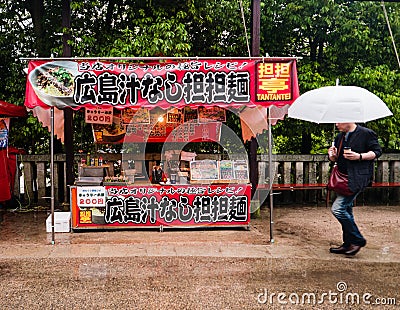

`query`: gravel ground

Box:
[0,204,399,309]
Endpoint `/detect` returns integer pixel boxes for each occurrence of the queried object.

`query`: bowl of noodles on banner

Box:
[29,61,79,109]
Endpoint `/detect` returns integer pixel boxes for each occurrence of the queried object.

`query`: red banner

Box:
[71,184,251,229]
[25,59,299,110]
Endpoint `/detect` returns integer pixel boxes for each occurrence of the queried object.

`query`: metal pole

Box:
[50,107,55,244]
[268,107,274,243]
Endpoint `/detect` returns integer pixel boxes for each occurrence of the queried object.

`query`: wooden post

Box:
[36,162,47,205]
[251,0,261,57]
[250,0,261,205]
[23,162,34,203]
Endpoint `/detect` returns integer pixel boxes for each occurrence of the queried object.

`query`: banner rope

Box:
[238,0,251,57]
[382,0,400,69]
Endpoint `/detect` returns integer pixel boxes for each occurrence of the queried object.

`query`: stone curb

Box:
[1,243,399,263]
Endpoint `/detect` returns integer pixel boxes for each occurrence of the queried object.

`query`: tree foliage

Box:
[260,0,400,153]
[0,0,399,154]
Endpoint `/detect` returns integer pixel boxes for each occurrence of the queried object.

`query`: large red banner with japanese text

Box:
[25,59,299,110]
[71,184,251,229]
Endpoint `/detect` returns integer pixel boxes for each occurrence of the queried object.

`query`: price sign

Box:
[76,186,106,207]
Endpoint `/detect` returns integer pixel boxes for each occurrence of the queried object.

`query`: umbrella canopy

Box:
[288,86,392,123]
[0,100,28,118]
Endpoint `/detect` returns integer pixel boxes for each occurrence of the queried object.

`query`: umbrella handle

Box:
[329,141,335,157]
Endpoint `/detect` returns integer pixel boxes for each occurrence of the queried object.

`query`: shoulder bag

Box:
[327,136,353,196]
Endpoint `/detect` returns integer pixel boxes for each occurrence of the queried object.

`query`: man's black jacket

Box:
[333,125,382,193]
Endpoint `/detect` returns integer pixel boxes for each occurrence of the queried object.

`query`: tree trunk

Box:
[301,131,312,154]
[62,0,75,195]
[309,38,317,62]
[26,0,46,56]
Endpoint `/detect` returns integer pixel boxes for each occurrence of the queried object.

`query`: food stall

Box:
[24,57,299,230]
[0,100,28,206]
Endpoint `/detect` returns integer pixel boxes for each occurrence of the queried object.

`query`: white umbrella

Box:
[288,86,393,123]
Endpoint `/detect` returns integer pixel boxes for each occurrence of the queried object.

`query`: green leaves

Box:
[265,0,400,153]
[1,0,400,154]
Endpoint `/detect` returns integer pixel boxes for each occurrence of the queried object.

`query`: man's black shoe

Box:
[345,244,363,256]
[329,245,349,254]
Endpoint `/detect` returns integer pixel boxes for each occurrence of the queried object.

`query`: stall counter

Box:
[70,183,251,230]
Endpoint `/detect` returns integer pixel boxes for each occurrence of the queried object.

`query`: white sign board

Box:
[76,186,106,207]
[85,107,113,124]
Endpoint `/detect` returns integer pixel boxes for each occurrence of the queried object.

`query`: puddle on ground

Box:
[77,263,109,279]
[0,210,72,245]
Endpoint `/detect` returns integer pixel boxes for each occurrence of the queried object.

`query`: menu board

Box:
[93,107,224,144]
[148,113,166,137]
[122,108,150,124]
[92,116,126,143]
[219,160,234,180]
[190,160,219,181]
[189,159,249,184]
[167,109,183,123]
[183,107,199,123]
[198,106,226,122]
[233,160,249,182]
[85,107,113,124]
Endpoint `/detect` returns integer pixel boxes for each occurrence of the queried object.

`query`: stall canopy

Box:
[0,100,27,203]
[24,57,299,143]
[0,100,27,118]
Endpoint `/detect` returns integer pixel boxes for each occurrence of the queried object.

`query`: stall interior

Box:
[76,106,250,186]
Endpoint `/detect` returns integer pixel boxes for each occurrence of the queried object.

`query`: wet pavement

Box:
[0,205,399,309]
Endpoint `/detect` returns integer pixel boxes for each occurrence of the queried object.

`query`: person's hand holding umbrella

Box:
[328,144,337,161]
